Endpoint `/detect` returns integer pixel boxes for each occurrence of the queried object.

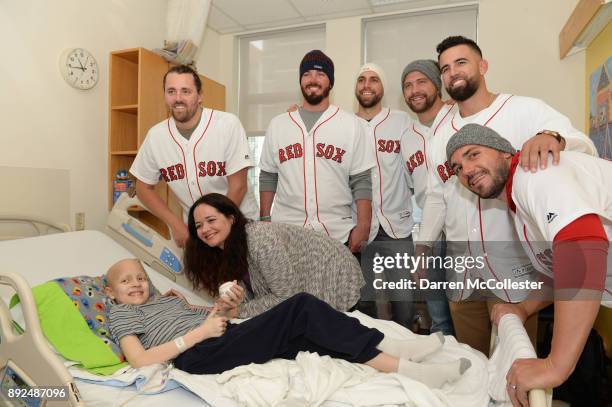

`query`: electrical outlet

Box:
[75,212,85,231]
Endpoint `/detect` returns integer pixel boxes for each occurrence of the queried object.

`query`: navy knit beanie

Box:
[299,50,334,88]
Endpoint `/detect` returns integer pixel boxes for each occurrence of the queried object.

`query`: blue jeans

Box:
[367,228,415,329]
[425,239,454,335]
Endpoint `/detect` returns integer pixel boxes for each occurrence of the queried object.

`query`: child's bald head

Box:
[104,259,150,305]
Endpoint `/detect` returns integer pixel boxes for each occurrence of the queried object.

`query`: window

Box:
[364,5,477,221]
[363,5,478,111]
[238,26,325,197]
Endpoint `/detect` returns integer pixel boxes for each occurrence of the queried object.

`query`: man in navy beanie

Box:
[259,49,376,280]
[299,49,335,88]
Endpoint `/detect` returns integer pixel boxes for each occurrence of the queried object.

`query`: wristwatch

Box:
[536,130,563,143]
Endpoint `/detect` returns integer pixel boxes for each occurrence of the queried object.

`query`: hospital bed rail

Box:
[0,272,83,406]
[490,325,551,406]
[0,214,71,241]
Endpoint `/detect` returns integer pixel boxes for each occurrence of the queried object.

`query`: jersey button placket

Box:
[305,130,317,228]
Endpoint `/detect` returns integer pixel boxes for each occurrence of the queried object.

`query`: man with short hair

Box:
[130,65,258,248]
[399,59,455,335]
[417,36,596,355]
[259,50,374,254]
[447,123,611,403]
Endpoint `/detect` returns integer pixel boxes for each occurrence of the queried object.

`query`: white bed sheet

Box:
[0,230,501,407]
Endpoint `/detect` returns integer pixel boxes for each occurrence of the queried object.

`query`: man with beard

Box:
[416,36,597,355]
[447,124,610,403]
[259,50,375,255]
[130,65,258,247]
[399,59,455,335]
[351,63,416,326]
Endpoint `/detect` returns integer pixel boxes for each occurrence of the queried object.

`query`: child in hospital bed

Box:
[105,258,471,388]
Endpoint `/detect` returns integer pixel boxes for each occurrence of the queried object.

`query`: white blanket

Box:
[70,311,491,406]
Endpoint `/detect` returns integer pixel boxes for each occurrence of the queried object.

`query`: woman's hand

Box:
[216,281,245,314]
[200,307,228,339]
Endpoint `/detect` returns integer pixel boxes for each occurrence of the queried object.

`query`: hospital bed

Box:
[0,196,550,406]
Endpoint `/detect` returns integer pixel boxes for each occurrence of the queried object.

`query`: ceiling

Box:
[208,0,473,34]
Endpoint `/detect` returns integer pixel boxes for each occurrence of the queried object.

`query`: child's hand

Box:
[164,288,187,302]
[200,307,228,339]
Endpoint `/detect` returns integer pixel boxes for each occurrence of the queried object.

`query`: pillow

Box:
[10,275,160,375]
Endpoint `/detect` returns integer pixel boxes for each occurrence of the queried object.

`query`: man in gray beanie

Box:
[400,58,450,209]
[400,58,455,335]
[401,59,442,100]
[446,123,516,199]
[446,122,611,401]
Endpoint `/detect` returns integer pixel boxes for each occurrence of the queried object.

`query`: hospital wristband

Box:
[259,215,271,221]
[174,336,187,353]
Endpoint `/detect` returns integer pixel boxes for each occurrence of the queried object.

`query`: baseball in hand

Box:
[218,282,234,298]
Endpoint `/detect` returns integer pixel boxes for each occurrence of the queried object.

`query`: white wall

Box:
[478,0,584,129]
[206,0,585,129]
[0,0,167,231]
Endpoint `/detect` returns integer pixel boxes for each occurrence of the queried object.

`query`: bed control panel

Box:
[160,247,181,273]
[107,194,184,280]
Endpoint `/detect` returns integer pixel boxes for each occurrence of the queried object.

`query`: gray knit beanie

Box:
[446,124,516,162]
[401,59,441,92]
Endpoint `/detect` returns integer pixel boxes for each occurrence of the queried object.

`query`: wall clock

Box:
[59,48,99,90]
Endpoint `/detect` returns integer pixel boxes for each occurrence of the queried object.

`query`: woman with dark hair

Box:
[184,193,364,318]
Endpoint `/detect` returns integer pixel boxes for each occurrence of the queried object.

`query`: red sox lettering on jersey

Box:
[377,139,401,154]
[278,143,346,164]
[406,150,425,174]
[436,160,455,182]
[401,104,454,211]
[159,161,227,182]
[534,248,553,272]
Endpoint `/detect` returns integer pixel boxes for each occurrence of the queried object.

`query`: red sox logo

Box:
[377,139,401,154]
[279,143,303,163]
[279,143,346,164]
[160,161,227,182]
[437,160,455,183]
[406,150,425,174]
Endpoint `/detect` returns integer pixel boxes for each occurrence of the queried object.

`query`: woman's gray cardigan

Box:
[238,221,364,318]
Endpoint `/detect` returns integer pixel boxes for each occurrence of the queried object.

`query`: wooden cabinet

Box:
[108,48,225,238]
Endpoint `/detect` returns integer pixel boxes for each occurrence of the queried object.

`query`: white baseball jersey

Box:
[420,94,597,301]
[130,108,259,220]
[401,103,454,210]
[510,151,612,303]
[359,108,414,241]
[259,105,376,243]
